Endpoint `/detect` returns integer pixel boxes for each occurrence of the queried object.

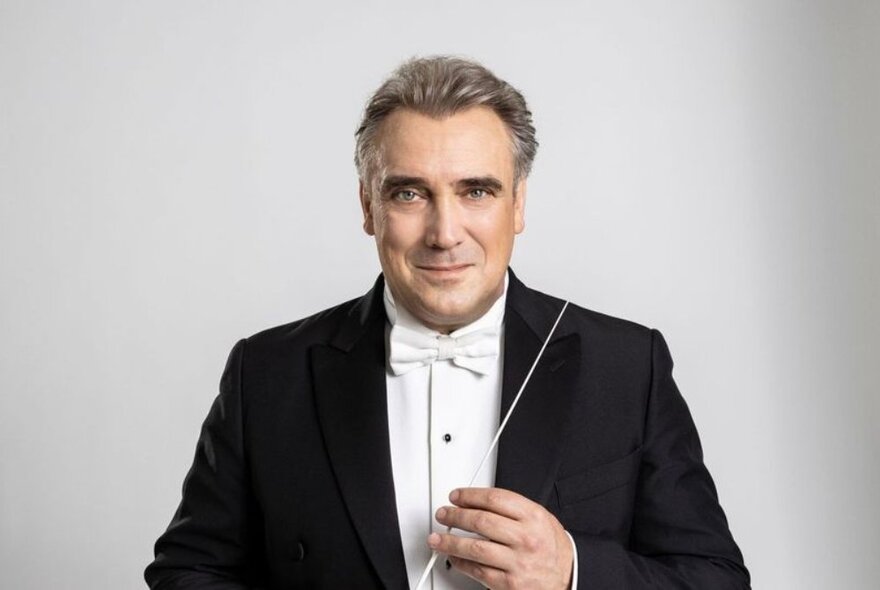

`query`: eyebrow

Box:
[380,176,430,194]
[455,176,504,192]
[380,175,505,194]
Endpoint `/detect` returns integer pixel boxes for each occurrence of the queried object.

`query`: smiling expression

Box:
[360,106,526,333]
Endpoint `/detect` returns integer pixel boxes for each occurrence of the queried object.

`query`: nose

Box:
[425,195,464,249]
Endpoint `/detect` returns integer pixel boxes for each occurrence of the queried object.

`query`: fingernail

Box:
[436,507,447,520]
[427,533,441,548]
[449,489,460,502]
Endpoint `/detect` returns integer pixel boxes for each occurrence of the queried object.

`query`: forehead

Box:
[376,106,514,180]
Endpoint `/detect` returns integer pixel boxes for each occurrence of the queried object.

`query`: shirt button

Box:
[443,433,452,443]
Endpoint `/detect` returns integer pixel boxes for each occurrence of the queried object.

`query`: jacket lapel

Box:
[495,270,582,506]
[311,277,409,589]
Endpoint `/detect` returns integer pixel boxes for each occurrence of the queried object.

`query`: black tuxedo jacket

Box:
[146,271,749,589]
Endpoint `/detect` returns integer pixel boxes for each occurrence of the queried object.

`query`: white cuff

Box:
[564,530,578,589]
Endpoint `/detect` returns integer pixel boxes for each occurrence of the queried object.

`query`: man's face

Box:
[360,106,526,333]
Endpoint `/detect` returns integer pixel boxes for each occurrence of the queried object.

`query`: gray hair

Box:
[354,56,538,190]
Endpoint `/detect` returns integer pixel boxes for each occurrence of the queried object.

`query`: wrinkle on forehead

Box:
[369,106,515,196]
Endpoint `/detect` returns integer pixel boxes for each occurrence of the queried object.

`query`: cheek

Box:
[378,213,422,260]
[472,210,516,255]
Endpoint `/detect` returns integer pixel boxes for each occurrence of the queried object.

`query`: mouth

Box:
[414,263,473,278]
[417,264,471,272]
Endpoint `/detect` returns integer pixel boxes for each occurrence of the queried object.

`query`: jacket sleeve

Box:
[571,329,750,589]
[145,339,268,589]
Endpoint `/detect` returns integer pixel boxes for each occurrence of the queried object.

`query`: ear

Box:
[513,178,527,234]
[359,180,376,236]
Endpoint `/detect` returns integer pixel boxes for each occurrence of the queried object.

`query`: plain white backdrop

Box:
[1,1,877,588]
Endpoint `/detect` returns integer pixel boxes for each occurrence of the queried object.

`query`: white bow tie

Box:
[388,323,501,376]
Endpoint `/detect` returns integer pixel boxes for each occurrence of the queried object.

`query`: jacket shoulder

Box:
[522,282,655,351]
[568,303,653,342]
[241,294,364,357]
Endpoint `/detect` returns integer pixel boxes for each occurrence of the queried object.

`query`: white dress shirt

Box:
[384,274,578,589]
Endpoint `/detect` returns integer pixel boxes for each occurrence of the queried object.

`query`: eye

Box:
[393,189,419,202]
[467,188,491,199]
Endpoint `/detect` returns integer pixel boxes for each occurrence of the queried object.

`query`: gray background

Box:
[1,1,878,588]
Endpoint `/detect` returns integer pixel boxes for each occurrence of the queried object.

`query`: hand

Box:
[428,487,573,590]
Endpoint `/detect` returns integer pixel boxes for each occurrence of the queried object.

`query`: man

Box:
[146,56,749,589]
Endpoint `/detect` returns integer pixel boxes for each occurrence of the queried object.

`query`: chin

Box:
[417,293,484,328]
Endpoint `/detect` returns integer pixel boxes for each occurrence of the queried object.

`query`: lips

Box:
[416,264,471,272]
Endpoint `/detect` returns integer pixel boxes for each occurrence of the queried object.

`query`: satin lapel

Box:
[495,273,582,506]
[311,280,408,589]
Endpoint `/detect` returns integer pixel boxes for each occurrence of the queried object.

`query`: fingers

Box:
[435,505,519,545]
[448,487,530,520]
[429,487,573,589]
[428,531,514,571]
[447,556,508,588]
